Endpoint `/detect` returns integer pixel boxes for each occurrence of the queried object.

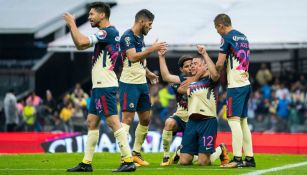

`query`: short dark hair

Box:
[89,2,111,19]
[214,13,232,27]
[135,9,154,22]
[178,55,193,68]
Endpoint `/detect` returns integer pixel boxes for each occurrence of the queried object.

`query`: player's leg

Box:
[67,89,101,172]
[107,115,136,172]
[197,117,219,166]
[179,119,198,165]
[119,82,138,135]
[132,110,150,166]
[99,87,135,172]
[221,87,246,168]
[161,117,178,166]
[131,83,152,166]
[241,86,256,167]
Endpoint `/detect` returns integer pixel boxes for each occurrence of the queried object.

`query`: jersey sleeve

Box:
[179,74,186,82]
[88,29,110,46]
[219,37,229,54]
[120,34,136,51]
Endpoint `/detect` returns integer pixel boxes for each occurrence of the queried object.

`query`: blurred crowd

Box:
[1,64,307,133]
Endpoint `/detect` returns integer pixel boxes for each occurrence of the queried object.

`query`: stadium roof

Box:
[48,0,307,52]
[0,0,115,38]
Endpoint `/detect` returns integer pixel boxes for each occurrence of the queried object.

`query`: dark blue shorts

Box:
[226,85,251,118]
[88,87,118,118]
[169,115,186,134]
[181,117,218,155]
[119,81,151,112]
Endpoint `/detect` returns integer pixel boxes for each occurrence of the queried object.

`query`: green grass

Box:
[0,153,307,175]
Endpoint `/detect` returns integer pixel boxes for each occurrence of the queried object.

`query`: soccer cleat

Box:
[220,156,244,168]
[171,145,182,165]
[66,162,93,172]
[132,151,149,166]
[112,162,136,172]
[243,156,256,167]
[160,156,171,166]
[219,143,231,165]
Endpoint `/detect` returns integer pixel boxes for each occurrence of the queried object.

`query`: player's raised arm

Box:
[126,39,167,63]
[197,45,220,82]
[177,72,202,95]
[64,12,91,50]
[158,49,181,84]
[216,53,226,73]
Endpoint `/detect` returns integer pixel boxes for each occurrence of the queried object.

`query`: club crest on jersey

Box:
[125,36,131,47]
[96,30,107,40]
[129,103,134,108]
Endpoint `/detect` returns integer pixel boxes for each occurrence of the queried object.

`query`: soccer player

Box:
[158,49,193,166]
[178,45,230,166]
[64,2,136,172]
[214,14,256,168]
[119,9,167,166]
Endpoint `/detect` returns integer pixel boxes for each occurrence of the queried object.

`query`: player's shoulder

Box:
[121,29,133,38]
[104,26,119,34]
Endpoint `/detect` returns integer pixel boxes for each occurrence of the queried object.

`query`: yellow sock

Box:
[133,124,148,153]
[241,118,254,157]
[228,119,243,157]
[121,123,130,137]
[114,127,132,162]
[162,130,173,157]
[82,130,99,164]
[210,146,222,163]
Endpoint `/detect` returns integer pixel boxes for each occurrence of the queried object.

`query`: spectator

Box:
[256,63,272,86]
[158,83,175,121]
[26,91,42,107]
[4,89,19,132]
[22,100,36,131]
[59,101,74,132]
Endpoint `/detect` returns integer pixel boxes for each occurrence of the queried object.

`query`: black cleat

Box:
[243,156,256,167]
[67,162,93,172]
[220,156,244,168]
[171,145,182,165]
[112,162,136,172]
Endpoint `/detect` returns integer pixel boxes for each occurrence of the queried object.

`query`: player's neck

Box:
[131,24,142,37]
[224,27,233,35]
[98,20,111,29]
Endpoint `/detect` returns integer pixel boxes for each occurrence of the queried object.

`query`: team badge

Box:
[96,30,107,40]
[125,36,131,47]
[129,103,134,108]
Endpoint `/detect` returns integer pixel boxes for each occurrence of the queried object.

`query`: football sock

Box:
[133,124,148,153]
[241,118,254,157]
[82,130,99,164]
[210,146,222,163]
[228,119,243,157]
[162,130,173,157]
[114,127,133,162]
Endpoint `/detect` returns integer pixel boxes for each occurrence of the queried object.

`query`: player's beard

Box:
[90,20,100,28]
[141,27,149,35]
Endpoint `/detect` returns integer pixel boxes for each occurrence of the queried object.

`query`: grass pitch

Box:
[0,153,307,175]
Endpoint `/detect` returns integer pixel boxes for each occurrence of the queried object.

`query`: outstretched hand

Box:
[152,39,168,52]
[197,45,207,55]
[63,12,76,28]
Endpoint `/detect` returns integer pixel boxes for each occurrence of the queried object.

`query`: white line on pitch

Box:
[241,161,307,175]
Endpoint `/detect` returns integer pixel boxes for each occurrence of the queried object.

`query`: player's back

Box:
[91,26,120,89]
[188,77,218,118]
[221,30,250,88]
[119,29,147,84]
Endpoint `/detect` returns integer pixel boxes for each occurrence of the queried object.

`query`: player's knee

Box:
[198,159,210,166]
[139,116,150,126]
[164,118,176,130]
[86,116,99,130]
[179,158,192,165]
